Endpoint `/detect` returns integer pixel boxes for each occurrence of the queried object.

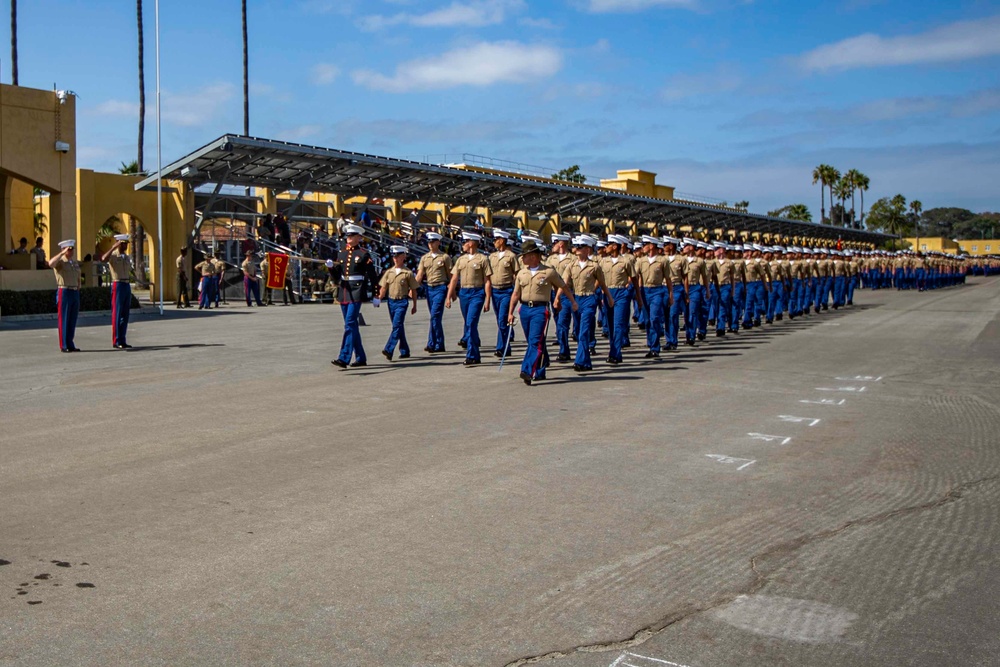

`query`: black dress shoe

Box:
[607,356,621,365]
[716,330,725,337]
[822,304,829,310]
[708,319,716,327]
[697,332,706,341]
[399,353,411,359]
[463,358,480,366]
[572,363,586,372]
[331,359,348,368]
[69,347,81,352]
[61,348,71,353]
[424,346,433,352]
[685,340,695,346]
[381,350,392,361]
[493,350,504,357]
[556,354,571,362]
[520,371,532,385]
[729,328,739,334]
[754,319,762,327]
[458,340,467,349]
[832,304,839,309]
[349,360,367,367]
[644,351,656,358]
[776,314,783,321]
[766,319,773,324]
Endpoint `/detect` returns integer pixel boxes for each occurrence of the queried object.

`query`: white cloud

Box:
[161,83,236,127]
[360,0,524,30]
[519,16,558,29]
[311,63,340,85]
[799,15,1000,72]
[584,0,696,13]
[352,41,562,92]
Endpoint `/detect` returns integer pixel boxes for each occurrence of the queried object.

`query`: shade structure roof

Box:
[136,134,892,245]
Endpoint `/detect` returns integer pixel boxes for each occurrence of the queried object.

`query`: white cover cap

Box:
[550,233,571,242]
[343,224,364,235]
[492,229,510,239]
[425,232,442,241]
[390,245,407,254]
[113,234,130,241]
[58,239,75,248]
[461,232,482,242]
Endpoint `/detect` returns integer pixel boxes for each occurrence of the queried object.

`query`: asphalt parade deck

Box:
[2,278,999,667]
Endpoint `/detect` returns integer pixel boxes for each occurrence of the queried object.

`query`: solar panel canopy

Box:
[136,134,893,245]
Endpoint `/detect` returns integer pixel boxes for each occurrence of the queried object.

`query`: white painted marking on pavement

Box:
[706,454,756,470]
[777,415,821,426]
[816,386,866,393]
[836,375,881,382]
[800,398,846,406]
[609,652,695,667]
[747,433,792,445]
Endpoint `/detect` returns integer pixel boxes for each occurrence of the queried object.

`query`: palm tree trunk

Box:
[137,0,144,173]
[860,190,865,228]
[820,182,826,224]
[851,188,856,229]
[242,0,249,137]
[10,0,17,85]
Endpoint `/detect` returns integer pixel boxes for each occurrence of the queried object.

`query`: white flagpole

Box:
[155,0,164,315]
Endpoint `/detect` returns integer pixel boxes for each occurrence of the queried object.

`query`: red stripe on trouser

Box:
[111,283,118,344]
[531,308,550,376]
[57,289,64,350]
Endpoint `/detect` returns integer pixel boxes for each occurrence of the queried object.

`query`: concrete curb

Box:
[0,305,154,323]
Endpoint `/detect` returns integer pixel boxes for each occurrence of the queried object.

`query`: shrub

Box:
[0,287,140,316]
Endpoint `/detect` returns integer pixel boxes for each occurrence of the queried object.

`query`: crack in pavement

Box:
[502,474,1000,667]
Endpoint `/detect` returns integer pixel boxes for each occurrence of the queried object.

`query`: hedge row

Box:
[0,287,141,316]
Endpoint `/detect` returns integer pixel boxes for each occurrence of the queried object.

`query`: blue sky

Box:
[7,0,1000,215]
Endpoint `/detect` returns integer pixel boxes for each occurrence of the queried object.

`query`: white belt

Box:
[346,274,364,281]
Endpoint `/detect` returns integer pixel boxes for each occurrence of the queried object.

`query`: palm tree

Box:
[909,199,923,238]
[787,203,812,222]
[137,0,145,172]
[834,177,852,226]
[812,165,828,223]
[856,172,870,228]
[33,187,47,236]
[824,166,841,225]
[10,0,17,85]
[844,169,862,227]
[242,0,249,137]
[97,216,122,241]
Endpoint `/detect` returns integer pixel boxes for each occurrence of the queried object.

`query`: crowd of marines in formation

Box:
[326,224,996,385]
[42,225,997,372]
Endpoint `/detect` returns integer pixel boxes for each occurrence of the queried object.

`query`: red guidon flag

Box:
[266,252,290,289]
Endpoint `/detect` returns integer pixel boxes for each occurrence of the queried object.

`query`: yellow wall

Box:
[0,84,76,258]
[599,169,676,201]
[956,239,999,256]
[904,237,961,254]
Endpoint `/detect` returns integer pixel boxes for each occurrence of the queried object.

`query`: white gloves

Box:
[372,298,381,308]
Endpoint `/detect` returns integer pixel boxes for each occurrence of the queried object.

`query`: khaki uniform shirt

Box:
[213,258,226,276]
[176,254,186,276]
[107,250,131,282]
[666,255,687,286]
[195,260,217,276]
[488,249,520,287]
[685,255,709,287]
[52,257,81,288]
[832,259,847,277]
[636,255,668,287]
[716,258,735,286]
[562,259,605,295]
[31,246,46,268]
[780,259,792,281]
[418,252,452,286]
[600,254,636,288]
[734,259,747,283]
[745,258,766,282]
[516,265,567,303]
[705,258,720,285]
[379,267,419,299]
[241,258,259,279]
[768,260,784,282]
[452,253,492,287]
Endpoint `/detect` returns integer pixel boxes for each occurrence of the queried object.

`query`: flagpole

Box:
[155,0,163,315]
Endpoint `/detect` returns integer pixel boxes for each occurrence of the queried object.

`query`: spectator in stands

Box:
[336,213,350,238]
[9,237,28,254]
[258,214,275,243]
[359,209,373,228]
[275,214,292,247]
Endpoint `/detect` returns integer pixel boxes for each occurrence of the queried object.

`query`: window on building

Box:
[921,244,927,251]
[972,245,978,252]
[986,245,992,252]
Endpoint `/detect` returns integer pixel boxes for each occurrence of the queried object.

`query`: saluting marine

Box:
[101,234,133,349]
[49,239,82,353]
